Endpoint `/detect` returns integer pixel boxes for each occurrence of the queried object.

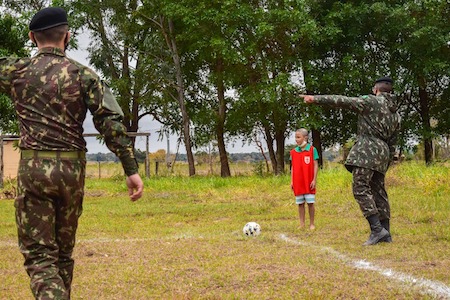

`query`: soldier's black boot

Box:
[380,219,392,243]
[363,214,390,246]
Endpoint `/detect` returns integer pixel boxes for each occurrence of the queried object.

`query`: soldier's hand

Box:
[299,95,315,103]
[126,174,144,201]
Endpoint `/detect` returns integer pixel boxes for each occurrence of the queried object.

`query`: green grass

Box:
[0,161,449,299]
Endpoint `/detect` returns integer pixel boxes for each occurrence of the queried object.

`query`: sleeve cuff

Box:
[120,155,139,176]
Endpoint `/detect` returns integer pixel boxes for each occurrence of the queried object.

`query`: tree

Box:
[302,0,450,166]
[300,1,391,164]
[68,0,146,135]
[395,1,450,165]
[0,12,29,134]
[156,15,196,176]
[135,1,198,176]
[229,0,314,175]
[182,0,241,178]
[4,0,446,169]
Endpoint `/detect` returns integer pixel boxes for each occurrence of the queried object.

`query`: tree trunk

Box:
[129,55,141,135]
[275,129,285,174]
[96,10,139,147]
[418,81,433,165]
[255,139,270,173]
[312,128,323,168]
[166,19,195,175]
[215,58,231,177]
[264,125,277,173]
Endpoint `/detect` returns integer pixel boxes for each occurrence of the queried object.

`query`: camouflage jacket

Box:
[0,47,138,176]
[315,93,400,174]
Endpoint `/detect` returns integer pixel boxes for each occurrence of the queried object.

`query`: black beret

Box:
[375,76,393,84]
[29,7,68,32]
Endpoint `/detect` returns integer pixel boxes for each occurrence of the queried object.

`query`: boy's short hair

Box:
[296,128,309,137]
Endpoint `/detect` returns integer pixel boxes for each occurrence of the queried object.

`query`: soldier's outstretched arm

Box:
[299,95,315,103]
[300,94,366,113]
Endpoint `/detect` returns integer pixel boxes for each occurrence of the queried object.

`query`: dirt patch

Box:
[84,190,107,197]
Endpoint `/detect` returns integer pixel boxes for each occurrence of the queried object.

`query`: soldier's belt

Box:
[21,150,86,160]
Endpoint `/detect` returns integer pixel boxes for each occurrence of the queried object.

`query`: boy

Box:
[290,128,319,230]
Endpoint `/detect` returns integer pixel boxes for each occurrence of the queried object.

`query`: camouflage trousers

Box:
[15,154,85,300]
[352,167,390,220]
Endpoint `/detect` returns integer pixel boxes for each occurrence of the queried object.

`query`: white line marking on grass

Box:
[279,234,450,300]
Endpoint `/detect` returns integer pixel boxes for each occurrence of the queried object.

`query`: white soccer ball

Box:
[243,222,261,237]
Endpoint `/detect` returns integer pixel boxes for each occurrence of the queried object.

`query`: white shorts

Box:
[295,194,315,204]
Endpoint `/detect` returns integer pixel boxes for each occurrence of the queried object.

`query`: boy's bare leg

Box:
[298,204,306,228]
[308,203,315,230]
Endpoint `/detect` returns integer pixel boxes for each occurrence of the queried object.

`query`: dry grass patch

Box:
[0,161,448,299]
[69,235,419,299]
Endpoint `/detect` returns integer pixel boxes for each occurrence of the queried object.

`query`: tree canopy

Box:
[0,11,29,134]
[1,0,449,172]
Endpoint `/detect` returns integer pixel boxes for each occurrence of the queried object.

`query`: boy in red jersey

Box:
[290,128,319,229]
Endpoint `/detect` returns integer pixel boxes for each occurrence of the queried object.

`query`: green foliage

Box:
[1,0,448,165]
[85,152,119,162]
[252,161,265,177]
[0,94,18,134]
[0,12,29,134]
[0,13,28,57]
[133,149,147,163]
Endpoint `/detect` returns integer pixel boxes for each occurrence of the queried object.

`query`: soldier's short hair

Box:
[30,7,69,45]
[375,81,393,93]
[33,24,69,45]
[375,77,393,93]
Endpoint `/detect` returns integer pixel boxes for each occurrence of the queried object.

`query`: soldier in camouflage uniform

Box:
[0,7,144,299]
[300,77,400,246]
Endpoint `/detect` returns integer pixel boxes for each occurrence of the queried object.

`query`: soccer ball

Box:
[243,222,261,237]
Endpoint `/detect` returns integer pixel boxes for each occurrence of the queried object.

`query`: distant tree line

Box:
[87,149,147,163]
[86,148,341,164]
[86,151,269,163]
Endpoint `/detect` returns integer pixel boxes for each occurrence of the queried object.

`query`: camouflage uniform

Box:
[314,94,400,220]
[0,47,138,299]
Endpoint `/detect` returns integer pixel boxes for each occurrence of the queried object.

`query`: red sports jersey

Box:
[291,146,316,196]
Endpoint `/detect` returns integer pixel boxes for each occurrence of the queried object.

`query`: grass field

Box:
[0,161,449,299]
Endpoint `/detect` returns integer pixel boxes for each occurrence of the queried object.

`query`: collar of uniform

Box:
[295,144,311,152]
[36,47,65,57]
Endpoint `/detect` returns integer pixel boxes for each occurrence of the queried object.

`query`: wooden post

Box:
[0,136,3,188]
[145,134,150,178]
